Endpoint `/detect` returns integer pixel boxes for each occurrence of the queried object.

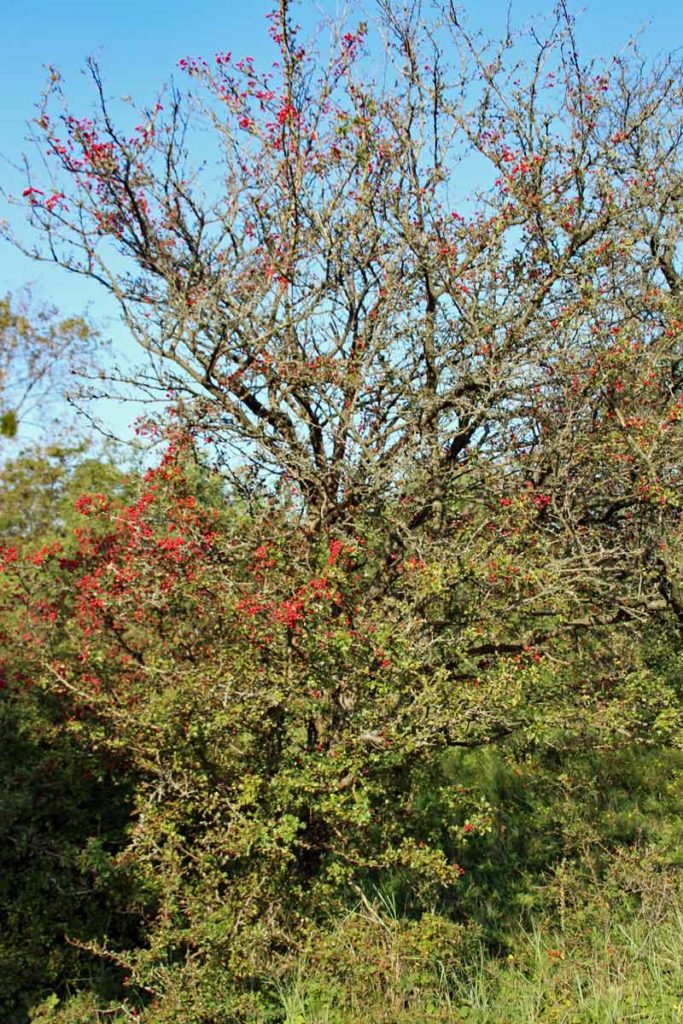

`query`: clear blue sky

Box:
[0,0,680,438]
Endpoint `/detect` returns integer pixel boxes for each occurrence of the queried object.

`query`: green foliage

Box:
[2,5,682,1017]
[0,436,679,1022]
[0,686,136,1021]
[1,409,17,437]
[0,444,139,1022]
[273,866,683,1024]
[0,442,134,545]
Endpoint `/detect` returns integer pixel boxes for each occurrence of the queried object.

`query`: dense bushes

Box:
[0,438,681,1022]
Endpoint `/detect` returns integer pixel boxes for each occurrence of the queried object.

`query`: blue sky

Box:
[0,0,681,439]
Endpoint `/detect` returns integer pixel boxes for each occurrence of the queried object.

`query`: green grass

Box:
[278,890,683,1023]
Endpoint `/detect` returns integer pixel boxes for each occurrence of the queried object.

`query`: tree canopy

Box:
[11,0,683,625]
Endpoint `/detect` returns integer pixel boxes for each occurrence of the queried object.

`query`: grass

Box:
[278,887,683,1023]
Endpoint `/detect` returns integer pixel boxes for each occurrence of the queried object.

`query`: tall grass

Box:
[278,887,683,1023]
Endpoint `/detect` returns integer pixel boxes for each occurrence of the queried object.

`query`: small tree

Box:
[4,2,683,1018]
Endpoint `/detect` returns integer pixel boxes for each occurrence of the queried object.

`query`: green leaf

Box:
[0,409,17,438]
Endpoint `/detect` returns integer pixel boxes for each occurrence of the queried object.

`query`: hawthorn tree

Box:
[3,1,683,1019]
